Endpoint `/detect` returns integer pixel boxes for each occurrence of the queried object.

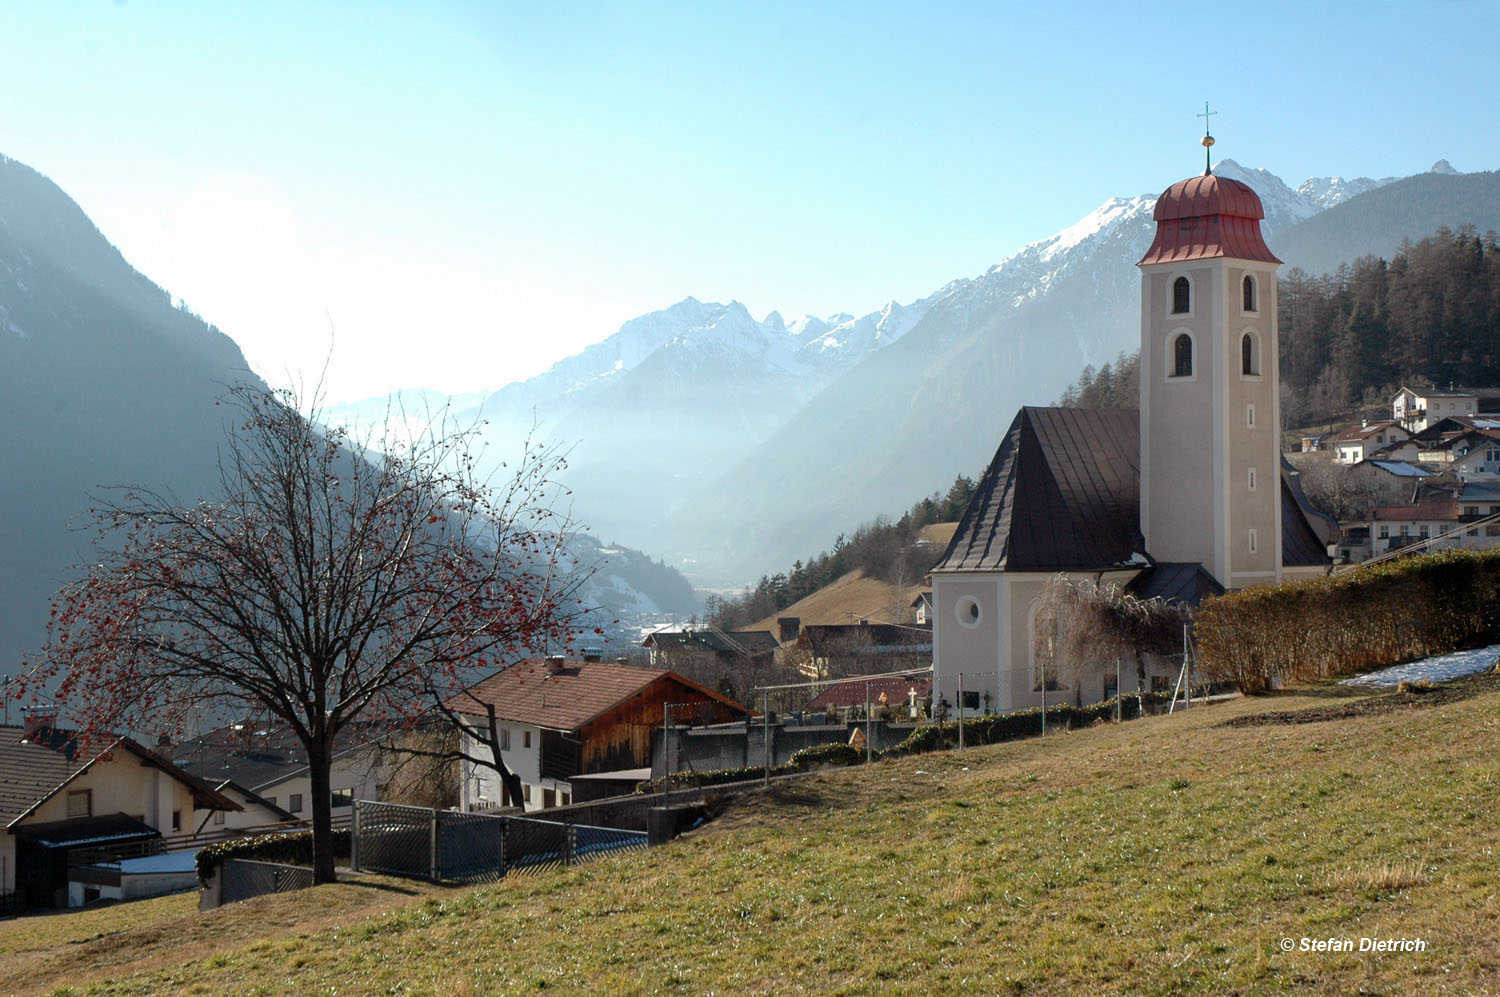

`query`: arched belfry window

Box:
[1241,331,1259,376]
[1171,333,1193,378]
[1172,276,1190,315]
[1243,274,1257,312]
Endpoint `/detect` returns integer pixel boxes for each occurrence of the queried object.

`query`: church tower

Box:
[1137,139,1283,589]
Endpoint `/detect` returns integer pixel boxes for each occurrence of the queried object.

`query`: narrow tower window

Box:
[1241,332,1259,376]
[1172,276,1190,315]
[1243,274,1257,312]
[1248,528,1259,554]
[1171,333,1193,378]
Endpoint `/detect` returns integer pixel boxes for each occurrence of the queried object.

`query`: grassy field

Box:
[8,672,1500,995]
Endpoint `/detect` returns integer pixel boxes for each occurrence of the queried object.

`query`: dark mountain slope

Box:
[0,154,262,671]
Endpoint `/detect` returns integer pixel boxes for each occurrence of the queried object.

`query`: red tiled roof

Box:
[807,675,932,711]
[446,659,746,732]
[1332,421,1402,442]
[1138,174,1280,266]
[1370,502,1458,522]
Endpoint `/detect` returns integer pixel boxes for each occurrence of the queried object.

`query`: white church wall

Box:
[931,573,1003,716]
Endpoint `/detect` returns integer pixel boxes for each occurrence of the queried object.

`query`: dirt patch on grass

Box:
[1222,670,1498,727]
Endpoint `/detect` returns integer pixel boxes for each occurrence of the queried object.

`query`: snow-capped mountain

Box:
[339,158,1489,587]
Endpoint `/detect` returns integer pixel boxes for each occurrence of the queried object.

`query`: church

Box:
[930,149,1336,713]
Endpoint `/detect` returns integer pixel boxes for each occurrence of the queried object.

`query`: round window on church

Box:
[956,596,982,629]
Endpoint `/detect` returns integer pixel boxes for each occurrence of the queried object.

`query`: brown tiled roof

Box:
[1370,502,1458,522]
[1332,421,1403,442]
[806,674,932,711]
[446,659,747,732]
[934,407,1144,573]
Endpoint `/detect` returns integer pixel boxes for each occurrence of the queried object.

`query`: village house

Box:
[790,622,933,679]
[1392,386,1500,433]
[170,723,392,829]
[449,657,748,813]
[930,161,1335,713]
[1,720,238,910]
[1331,421,1411,465]
[639,626,780,695]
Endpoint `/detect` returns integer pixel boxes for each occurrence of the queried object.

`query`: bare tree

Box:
[1031,574,1192,698]
[14,383,584,882]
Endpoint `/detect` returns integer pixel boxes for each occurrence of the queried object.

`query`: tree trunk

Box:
[307,738,337,884]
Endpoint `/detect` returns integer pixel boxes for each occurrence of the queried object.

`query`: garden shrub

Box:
[1196,547,1500,692]
[196,828,351,884]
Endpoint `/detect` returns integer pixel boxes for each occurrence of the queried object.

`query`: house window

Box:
[1171,333,1193,377]
[523,730,532,749]
[1487,525,1500,537]
[1248,528,1259,554]
[213,810,226,825]
[1248,467,1257,492]
[1247,404,1256,429]
[66,789,92,819]
[501,728,511,751]
[171,810,181,833]
[1379,525,1390,539]
[523,784,533,803]
[289,793,304,813]
[1465,506,1480,516]
[542,788,555,809]
[1419,525,1430,538]
[1241,332,1259,376]
[1172,276,1190,314]
[561,792,571,806]
[1243,274,1257,312]
[1400,524,1411,537]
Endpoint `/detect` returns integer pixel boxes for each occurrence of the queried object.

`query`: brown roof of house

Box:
[1370,502,1459,522]
[806,674,933,711]
[934,407,1144,573]
[1332,421,1404,442]
[446,658,748,732]
[1,725,238,828]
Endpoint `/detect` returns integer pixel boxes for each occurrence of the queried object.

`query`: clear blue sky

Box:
[2,1,1496,403]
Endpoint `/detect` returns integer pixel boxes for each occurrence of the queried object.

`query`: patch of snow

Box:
[1339,644,1500,688]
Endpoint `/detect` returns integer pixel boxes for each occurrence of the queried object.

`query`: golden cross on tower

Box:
[1198,101,1217,175]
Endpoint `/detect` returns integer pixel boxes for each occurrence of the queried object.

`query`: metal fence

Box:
[220,858,315,904]
[352,801,647,885]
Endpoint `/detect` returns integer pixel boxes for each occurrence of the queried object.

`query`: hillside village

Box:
[3,99,1500,997]
[9,143,1482,922]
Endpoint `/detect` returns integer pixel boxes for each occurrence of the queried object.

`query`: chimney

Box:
[582,648,602,663]
[545,654,566,675]
[156,732,173,759]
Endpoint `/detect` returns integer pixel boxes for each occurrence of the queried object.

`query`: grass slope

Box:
[11,673,1500,995]
[750,569,920,632]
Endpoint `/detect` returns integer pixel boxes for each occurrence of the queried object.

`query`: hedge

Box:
[195,828,351,885]
[1196,547,1500,693]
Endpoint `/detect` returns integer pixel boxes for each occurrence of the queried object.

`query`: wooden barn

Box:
[448,657,749,812]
